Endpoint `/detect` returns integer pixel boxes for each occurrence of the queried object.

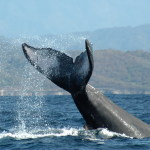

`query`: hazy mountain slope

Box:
[89,24,150,50]
[89,50,150,93]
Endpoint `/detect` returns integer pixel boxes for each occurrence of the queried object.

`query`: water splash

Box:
[15,63,48,133]
[12,33,88,51]
[0,127,131,142]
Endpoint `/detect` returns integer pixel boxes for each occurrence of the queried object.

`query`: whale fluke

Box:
[22,40,93,93]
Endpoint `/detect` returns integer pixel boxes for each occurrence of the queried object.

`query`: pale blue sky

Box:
[0,0,150,37]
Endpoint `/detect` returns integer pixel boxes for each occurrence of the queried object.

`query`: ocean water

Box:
[0,94,150,150]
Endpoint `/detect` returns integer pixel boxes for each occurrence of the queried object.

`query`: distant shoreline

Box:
[1,89,150,96]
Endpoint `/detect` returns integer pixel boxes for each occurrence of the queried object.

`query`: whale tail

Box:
[22,39,94,93]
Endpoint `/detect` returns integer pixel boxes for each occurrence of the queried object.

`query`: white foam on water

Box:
[0,127,132,143]
[78,128,132,143]
[98,128,132,139]
[0,127,79,140]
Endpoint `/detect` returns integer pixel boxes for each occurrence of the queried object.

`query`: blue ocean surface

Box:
[0,94,150,150]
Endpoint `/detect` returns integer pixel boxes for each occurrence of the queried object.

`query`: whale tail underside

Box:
[22,39,94,93]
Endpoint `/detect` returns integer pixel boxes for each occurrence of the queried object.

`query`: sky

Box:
[0,0,150,37]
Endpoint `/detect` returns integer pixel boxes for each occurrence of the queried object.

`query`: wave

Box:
[0,127,132,141]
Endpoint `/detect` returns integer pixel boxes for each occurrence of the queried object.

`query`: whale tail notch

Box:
[22,39,94,93]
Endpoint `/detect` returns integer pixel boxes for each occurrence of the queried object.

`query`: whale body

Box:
[22,40,150,138]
